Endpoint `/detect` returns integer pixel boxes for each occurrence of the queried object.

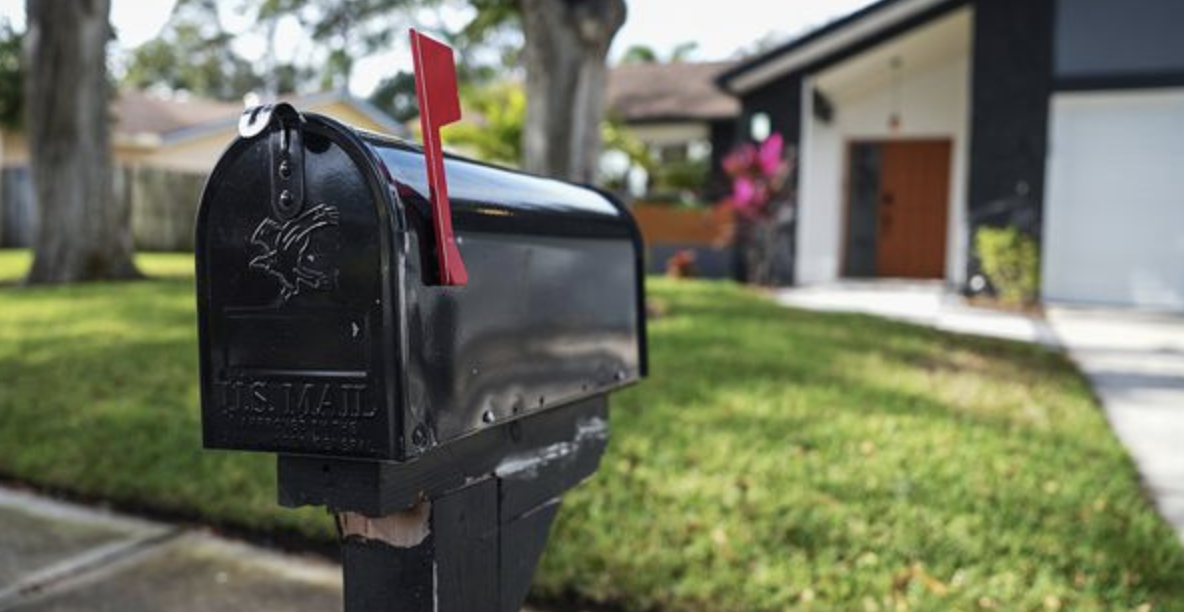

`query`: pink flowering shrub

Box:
[720,133,794,220]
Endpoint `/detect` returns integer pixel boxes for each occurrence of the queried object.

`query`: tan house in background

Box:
[2,89,404,173]
[604,61,739,199]
[0,89,403,249]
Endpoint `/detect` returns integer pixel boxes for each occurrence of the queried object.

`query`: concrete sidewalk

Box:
[0,486,562,611]
[776,281,1058,346]
[1047,307,1184,541]
[0,487,341,611]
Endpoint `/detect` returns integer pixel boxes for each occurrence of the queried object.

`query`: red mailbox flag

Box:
[410,28,468,286]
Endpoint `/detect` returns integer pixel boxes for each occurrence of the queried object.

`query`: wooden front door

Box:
[873,140,951,278]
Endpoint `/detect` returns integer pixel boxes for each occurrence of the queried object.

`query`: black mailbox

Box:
[196,95,645,611]
[196,106,645,462]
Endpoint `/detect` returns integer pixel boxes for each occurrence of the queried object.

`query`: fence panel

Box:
[630,202,736,279]
[0,167,34,247]
[128,166,208,252]
[0,165,208,252]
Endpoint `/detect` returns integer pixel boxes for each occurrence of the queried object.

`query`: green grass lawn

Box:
[2,249,1182,611]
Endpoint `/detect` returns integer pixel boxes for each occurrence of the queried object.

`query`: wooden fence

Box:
[0,165,208,252]
[126,167,207,252]
[629,202,737,279]
[630,202,735,246]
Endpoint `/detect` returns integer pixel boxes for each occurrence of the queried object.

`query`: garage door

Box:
[1043,89,1184,309]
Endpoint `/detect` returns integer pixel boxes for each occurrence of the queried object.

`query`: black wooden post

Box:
[279,398,609,612]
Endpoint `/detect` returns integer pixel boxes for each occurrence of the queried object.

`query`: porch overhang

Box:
[717,0,968,95]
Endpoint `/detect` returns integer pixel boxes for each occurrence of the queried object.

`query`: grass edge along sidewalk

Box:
[1,250,1183,611]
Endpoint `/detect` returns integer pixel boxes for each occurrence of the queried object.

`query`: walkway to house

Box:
[778,280,1184,541]
[1047,307,1184,540]
[775,280,1058,346]
[0,486,341,611]
[0,484,564,611]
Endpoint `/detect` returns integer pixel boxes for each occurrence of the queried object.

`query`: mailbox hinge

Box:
[239,103,306,221]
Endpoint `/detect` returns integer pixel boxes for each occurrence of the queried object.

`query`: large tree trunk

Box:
[24,0,139,284]
[518,0,625,183]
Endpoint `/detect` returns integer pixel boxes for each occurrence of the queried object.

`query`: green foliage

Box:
[975,226,1041,306]
[463,0,518,40]
[621,45,658,64]
[453,0,523,85]
[126,0,432,99]
[600,118,655,193]
[247,0,429,91]
[669,41,699,63]
[3,252,1182,610]
[445,81,525,166]
[0,19,22,130]
[123,1,266,100]
[602,119,655,172]
[652,158,709,195]
[620,42,698,65]
[368,71,418,123]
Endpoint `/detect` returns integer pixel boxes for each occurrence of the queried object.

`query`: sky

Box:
[0,0,876,97]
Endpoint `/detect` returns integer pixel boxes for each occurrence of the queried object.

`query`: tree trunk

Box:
[518,0,626,183]
[24,0,140,284]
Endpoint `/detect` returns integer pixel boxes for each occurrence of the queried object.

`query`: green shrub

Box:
[975,226,1040,306]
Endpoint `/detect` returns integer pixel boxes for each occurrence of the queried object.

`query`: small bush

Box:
[975,226,1040,306]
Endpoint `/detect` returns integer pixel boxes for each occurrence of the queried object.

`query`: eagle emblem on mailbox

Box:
[248,203,340,303]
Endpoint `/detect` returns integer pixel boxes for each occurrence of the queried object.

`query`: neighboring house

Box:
[0,89,403,249]
[606,61,739,199]
[1,89,404,173]
[717,0,1184,309]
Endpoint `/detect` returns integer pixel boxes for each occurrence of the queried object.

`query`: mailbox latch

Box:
[238,103,306,221]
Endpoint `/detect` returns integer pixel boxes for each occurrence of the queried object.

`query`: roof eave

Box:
[622,114,739,125]
[718,0,963,95]
[156,90,408,148]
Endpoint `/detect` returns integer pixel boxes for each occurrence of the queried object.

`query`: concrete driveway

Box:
[1047,306,1184,540]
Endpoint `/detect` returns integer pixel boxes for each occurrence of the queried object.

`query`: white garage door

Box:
[1044,89,1184,309]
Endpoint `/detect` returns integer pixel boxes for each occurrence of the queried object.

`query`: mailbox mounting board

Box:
[196,112,646,461]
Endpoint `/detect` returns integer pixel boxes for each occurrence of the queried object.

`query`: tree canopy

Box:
[0,20,22,130]
[124,0,269,100]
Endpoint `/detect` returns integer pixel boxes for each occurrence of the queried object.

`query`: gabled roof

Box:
[113,89,407,147]
[717,0,963,94]
[114,91,243,139]
[607,61,740,124]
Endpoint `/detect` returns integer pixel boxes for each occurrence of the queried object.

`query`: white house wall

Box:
[798,52,970,285]
[1043,88,1184,309]
[626,123,710,149]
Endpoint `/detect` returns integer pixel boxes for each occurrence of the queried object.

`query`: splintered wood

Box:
[336,500,431,548]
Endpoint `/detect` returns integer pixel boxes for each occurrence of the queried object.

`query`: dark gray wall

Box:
[844,143,881,278]
[1055,0,1184,81]
[734,76,803,286]
[738,74,804,151]
[706,119,737,201]
[966,0,1054,283]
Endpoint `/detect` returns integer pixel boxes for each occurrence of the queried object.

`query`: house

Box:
[1,89,404,174]
[606,61,739,199]
[0,89,403,249]
[717,0,1184,309]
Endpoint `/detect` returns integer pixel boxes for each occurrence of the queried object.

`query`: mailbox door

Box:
[368,137,646,454]
[197,118,405,459]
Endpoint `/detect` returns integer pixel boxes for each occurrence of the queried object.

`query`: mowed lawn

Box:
[1,249,1183,611]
